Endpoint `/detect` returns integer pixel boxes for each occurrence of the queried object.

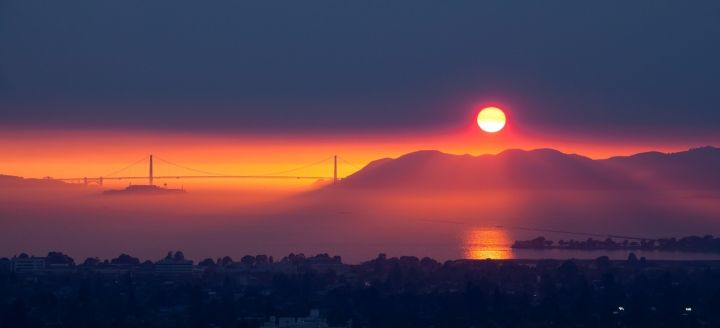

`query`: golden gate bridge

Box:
[52,154,360,186]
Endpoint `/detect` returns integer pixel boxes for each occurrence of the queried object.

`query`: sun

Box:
[476,107,506,133]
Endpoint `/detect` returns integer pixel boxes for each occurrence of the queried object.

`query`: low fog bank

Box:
[0,186,295,260]
[2,183,720,263]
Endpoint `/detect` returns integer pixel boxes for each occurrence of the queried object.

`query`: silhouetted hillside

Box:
[0,174,72,188]
[603,146,720,190]
[333,146,720,191]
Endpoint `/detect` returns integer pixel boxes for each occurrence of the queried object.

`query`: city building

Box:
[12,256,46,273]
[260,309,350,328]
[155,251,194,274]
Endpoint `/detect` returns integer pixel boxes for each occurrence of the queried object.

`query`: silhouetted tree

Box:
[82,257,101,266]
[173,251,185,261]
[198,258,216,267]
[111,253,140,265]
[46,251,74,265]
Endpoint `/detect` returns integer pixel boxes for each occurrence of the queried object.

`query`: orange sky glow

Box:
[2,118,713,190]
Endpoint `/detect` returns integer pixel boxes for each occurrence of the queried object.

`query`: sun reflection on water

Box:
[463,228,514,260]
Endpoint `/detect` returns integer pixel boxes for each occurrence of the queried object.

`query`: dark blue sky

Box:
[1,1,719,135]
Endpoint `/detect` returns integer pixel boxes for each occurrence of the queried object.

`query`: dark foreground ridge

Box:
[3,251,720,327]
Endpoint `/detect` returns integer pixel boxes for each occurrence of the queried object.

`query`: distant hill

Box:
[603,146,720,190]
[332,146,720,191]
[0,175,72,188]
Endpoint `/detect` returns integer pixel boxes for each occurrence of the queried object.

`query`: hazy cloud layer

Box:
[1,1,719,135]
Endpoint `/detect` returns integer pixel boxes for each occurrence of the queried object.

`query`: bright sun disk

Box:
[477,107,506,133]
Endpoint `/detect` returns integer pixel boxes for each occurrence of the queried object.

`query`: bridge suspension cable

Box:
[51,153,360,183]
[103,156,149,177]
[153,155,230,177]
[154,155,336,177]
[336,156,363,170]
[258,156,334,176]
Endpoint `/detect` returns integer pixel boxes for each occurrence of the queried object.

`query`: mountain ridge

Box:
[332,146,720,191]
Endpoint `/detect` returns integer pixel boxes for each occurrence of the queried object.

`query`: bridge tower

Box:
[333,155,337,184]
[149,154,154,185]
